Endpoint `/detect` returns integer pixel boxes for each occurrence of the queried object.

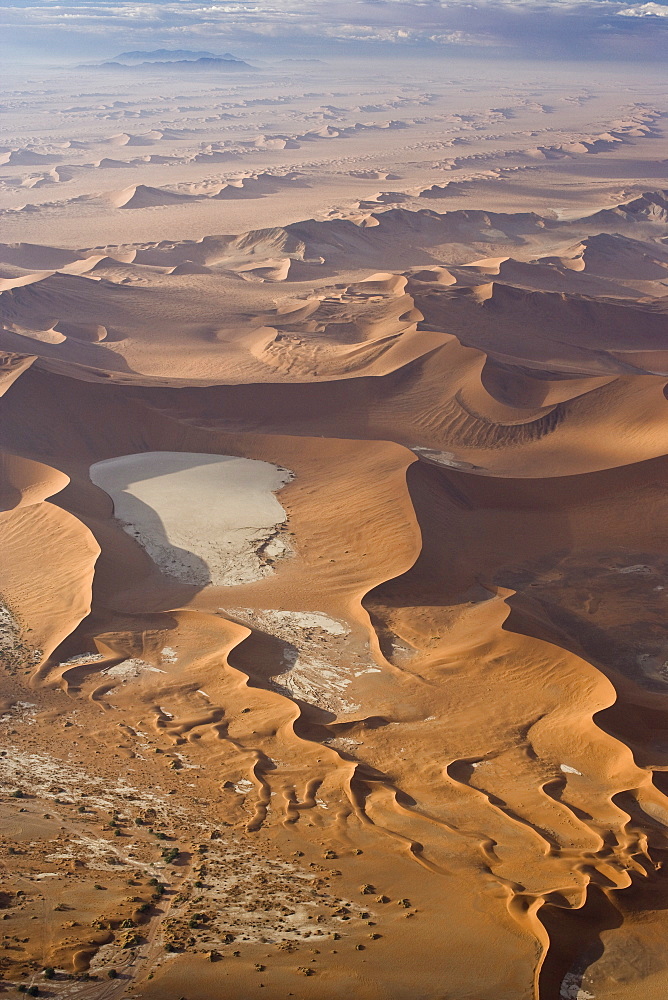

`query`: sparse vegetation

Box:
[120,932,141,948]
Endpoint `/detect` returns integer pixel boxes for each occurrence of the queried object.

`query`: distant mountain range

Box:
[98,54,252,71]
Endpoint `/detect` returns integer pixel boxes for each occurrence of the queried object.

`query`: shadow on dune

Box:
[537,885,623,1000]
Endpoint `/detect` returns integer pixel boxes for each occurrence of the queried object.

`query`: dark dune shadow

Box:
[537,884,623,1000]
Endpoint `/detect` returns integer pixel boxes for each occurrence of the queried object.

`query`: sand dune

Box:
[0,243,88,269]
[0,149,60,166]
[106,184,195,208]
[1,64,668,1000]
[94,174,310,209]
[0,452,69,511]
[102,131,165,146]
[539,232,668,280]
[95,156,138,168]
[0,268,53,292]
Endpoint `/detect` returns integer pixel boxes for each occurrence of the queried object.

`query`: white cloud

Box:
[428,30,504,45]
[617,1,668,13]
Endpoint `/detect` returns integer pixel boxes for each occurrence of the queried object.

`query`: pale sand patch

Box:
[222,607,372,714]
[252,609,349,636]
[560,972,595,1000]
[57,652,104,667]
[412,446,481,472]
[90,451,293,586]
[102,658,166,679]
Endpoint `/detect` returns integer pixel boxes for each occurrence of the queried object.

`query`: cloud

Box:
[1,0,667,59]
[617,1,668,13]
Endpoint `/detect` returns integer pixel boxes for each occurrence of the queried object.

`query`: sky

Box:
[1,0,667,62]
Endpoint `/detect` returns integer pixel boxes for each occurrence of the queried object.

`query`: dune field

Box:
[1,49,668,1000]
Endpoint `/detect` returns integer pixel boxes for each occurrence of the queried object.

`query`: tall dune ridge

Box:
[0,51,668,1000]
